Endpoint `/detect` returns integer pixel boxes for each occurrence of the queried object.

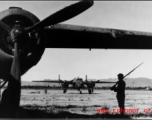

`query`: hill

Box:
[22,77,152,88]
[97,78,152,87]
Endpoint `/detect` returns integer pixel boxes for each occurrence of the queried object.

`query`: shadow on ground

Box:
[0,106,132,119]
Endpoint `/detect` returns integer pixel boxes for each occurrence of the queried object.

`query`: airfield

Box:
[15,79,152,118]
[20,89,152,112]
[1,79,152,118]
[4,88,150,118]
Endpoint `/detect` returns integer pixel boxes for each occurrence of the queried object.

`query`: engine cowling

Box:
[0,7,45,79]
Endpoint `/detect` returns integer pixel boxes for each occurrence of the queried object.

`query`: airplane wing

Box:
[32,80,61,83]
[96,81,116,83]
[32,79,74,83]
[84,79,116,84]
[44,23,152,49]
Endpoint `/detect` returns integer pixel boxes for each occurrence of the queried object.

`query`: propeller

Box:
[0,21,21,83]
[69,79,74,83]
[0,20,12,32]
[0,19,21,117]
[25,0,93,33]
[0,0,94,41]
[11,42,21,81]
[10,39,21,118]
[0,0,94,117]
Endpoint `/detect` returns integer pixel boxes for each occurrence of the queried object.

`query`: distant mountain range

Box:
[21,77,152,87]
[97,78,152,87]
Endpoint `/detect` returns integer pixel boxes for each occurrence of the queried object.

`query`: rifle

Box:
[110,62,144,91]
[123,62,144,80]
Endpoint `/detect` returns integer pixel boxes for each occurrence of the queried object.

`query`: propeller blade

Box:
[69,79,74,83]
[11,42,21,81]
[10,42,21,118]
[95,80,100,83]
[25,0,93,33]
[0,20,12,32]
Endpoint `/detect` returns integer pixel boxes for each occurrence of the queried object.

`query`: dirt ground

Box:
[18,89,152,115]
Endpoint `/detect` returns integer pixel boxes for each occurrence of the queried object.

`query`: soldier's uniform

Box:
[112,73,126,114]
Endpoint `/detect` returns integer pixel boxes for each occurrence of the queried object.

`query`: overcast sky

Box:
[1,1,152,81]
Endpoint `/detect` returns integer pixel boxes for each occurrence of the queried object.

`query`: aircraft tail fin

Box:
[86,75,87,81]
[58,74,60,80]
[58,74,62,87]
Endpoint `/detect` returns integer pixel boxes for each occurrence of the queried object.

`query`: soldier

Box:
[111,73,126,115]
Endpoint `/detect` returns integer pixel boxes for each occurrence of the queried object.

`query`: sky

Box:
[1,1,152,81]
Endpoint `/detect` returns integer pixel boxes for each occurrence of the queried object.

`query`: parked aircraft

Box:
[0,0,151,118]
[33,75,116,94]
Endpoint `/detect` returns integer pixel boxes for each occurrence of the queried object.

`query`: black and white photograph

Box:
[0,0,152,119]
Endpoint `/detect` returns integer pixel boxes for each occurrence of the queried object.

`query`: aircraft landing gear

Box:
[63,89,67,93]
[80,91,82,94]
[88,88,92,94]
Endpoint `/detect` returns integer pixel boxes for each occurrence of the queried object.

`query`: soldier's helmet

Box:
[117,73,124,79]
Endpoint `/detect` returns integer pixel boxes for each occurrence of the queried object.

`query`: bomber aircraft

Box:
[0,0,151,118]
[33,75,116,94]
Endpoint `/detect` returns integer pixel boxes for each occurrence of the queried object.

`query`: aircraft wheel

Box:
[63,89,66,93]
[80,91,82,94]
[88,89,92,94]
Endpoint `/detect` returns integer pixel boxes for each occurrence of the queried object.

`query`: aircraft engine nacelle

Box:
[0,7,45,79]
[91,82,95,88]
[85,82,96,94]
[61,81,70,89]
[86,81,95,88]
